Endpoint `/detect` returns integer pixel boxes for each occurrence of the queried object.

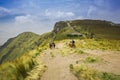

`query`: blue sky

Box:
[0,0,120,44]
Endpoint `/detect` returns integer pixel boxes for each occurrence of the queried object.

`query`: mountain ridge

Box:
[53,19,120,40]
[0,32,41,64]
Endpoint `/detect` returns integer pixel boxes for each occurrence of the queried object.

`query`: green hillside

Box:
[0,32,41,64]
[0,31,56,64]
[53,20,120,40]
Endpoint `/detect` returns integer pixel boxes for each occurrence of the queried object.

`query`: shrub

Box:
[75,49,85,54]
[69,64,73,70]
[70,64,120,80]
[84,56,102,63]
[84,57,96,63]
[50,52,55,58]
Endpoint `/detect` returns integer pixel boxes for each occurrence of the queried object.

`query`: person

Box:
[49,42,52,49]
[49,42,55,49]
[69,39,76,48]
[52,42,55,48]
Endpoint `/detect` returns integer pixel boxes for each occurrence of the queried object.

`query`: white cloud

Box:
[45,10,75,20]
[0,7,10,17]
[0,7,10,12]
[15,14,34,24]
[75,16,85,19]
[87,6,97,17]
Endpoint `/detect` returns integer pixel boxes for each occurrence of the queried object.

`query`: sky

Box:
[0,0,120,45]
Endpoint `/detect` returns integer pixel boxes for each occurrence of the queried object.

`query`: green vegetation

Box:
[53,20,120,40]
[70,64,120,80]
[25,62,47,80]
[55,26,77,40]
[70,20,120,39]
[76,39,120,50]
[0,32,55,64]
[0,32,41,64]
[59,47,76,56]
[57,39,120,51]
[74,49,85,54]
[0,48,46,80]
[50,52,55,58]
[84,56,102,63]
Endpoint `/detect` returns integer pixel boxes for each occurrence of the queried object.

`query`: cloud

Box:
[45,9,75,20]
[75,16,85,20]
[15,14,34,24]
[0,7,10,13]
[0,7,10,17]
[87,6,97,17]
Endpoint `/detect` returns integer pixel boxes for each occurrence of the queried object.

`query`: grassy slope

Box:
[0,46,47,80]
[54,20,120,40]
[0,32,41,64]
[70,20,120,39]
[0,31,56,64]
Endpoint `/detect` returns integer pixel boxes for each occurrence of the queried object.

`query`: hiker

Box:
[49,42,55,49]
[69,40,76,48]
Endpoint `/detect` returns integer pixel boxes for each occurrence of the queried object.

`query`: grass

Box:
[55,39,120,57]
[59,48,76,56]
[0,32,41,63]
[74,49,85,54]
[25,62,47,80]
[70,64,120,80]
[75,39,120,51]
[56,39,120,51]
[50,52,55,58]
[0,58,35,80]
[84,56,103,63]
[0,47,46,80]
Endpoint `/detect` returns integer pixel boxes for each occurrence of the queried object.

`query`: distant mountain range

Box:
[0,19,120,64]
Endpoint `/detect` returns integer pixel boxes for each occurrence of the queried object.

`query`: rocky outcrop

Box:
[52,21,68,33]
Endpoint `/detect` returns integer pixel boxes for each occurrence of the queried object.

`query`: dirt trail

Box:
[39,43,120,80]
[40,44,79,80]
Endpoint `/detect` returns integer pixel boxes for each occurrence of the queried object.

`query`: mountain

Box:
[0,31,56,64]
[53,20,120,40]
[0,32,41,64]
[0,19,120,64]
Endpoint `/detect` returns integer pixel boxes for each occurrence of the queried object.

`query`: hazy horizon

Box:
[0,0,120,45]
